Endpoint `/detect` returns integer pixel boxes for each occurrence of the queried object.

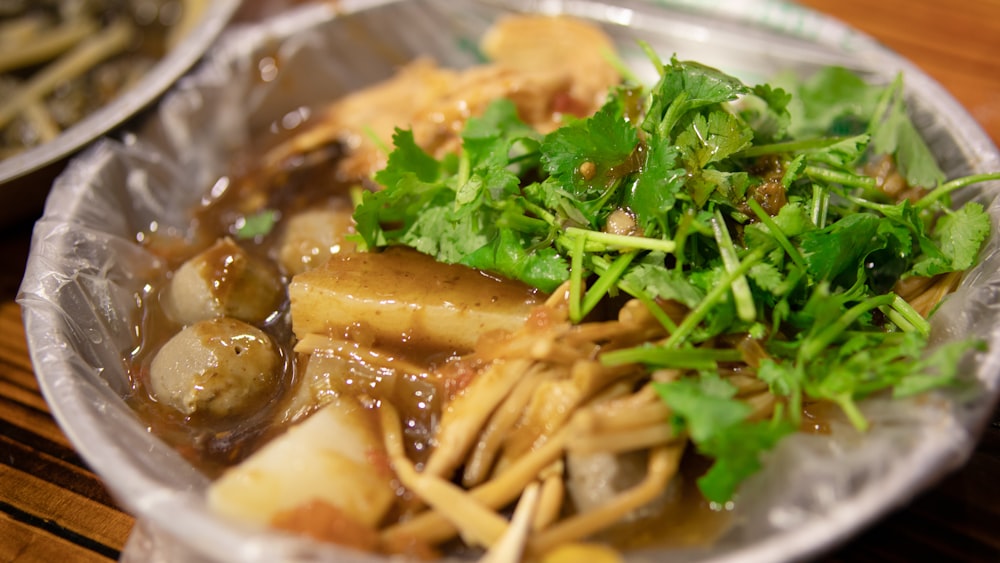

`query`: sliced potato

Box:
[289,247,544,353]
[207,396,395,529]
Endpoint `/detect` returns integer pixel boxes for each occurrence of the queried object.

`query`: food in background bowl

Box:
[0,0,238,229]
[19,2,1000,562]
[0,0,213,160]
[121,13,999,561]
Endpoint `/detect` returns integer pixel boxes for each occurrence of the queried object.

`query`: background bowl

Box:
[18,0,1000,562]
[0,0,241,226]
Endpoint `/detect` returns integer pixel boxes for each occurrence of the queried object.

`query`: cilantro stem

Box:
[712,210,757,323]
[561,227,677,254]
[456,150,471,186]
[842,192,901,215]
[658,90,689,139]
[867,73,901,140]
[636,290,680,333]
[798,294,896,360]
[745,198,807,270]
[804,165,877,191]
[832,394,869,432]
[915,172,1000,210]
[520,198,558,227]
[362,125,391,156]
[736,136,859,158]
[569,231,587,323]
[664,247,767,349]
[581,251,636,320]
[601,344,743,369]
[499,212,550,233]
[592,253,680,334]
[604,47,641,86]
[672,210,696,272]
[811,184,829,228]
[881,294,930,336]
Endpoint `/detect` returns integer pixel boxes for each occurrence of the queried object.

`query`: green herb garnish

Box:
[352,52,999,502]
[235,209,278,240]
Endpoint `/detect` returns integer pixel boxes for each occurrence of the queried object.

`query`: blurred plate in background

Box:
[0,0,241,226]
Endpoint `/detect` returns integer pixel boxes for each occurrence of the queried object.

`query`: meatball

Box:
[278,207,357,276]
[149,317,281,418]
[161,237,285,326]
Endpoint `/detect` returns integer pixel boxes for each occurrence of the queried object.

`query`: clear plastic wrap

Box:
[17,1,1000,562]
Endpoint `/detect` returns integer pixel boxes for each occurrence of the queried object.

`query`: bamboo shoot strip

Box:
[0,15,46,46]
[168,0,210,50]
[0,18,99,74]
[0,19,135,129]
[23,101,60,142]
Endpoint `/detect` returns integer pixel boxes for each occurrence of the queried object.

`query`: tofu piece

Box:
[207,396,394,529]
[289,247,544,353]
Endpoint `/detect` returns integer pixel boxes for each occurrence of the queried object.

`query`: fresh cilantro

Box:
[642,57,748,139]
[653,376,795,503]
[235,209,277,240]
[541,90,638,202]
[352,49,1000,504]
[869,75,946,188]
[783,65,881,138]
[676,110,753,206]
[910,203,990,277]
[625,140,686,236]
[739,83,792,143]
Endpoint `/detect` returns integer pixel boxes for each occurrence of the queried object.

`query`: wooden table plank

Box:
[0,516,119,563]
[0,464,131,550]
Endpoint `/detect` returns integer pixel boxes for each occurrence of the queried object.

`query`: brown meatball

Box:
[149,317,281,418]
[161,237,285,326]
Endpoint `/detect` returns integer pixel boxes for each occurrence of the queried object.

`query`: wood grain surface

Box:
[2,1,998,561]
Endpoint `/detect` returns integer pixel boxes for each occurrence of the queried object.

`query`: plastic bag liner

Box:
[16,1,1000,561]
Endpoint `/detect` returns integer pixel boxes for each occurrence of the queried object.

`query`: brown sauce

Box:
[596,453,733,550]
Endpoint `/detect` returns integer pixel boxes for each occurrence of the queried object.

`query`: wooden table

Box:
[1,1,998,561]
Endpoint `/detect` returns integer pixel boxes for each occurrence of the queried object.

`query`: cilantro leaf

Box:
[910,202,990,276]
[621,257,705,308]
[786,66,881,138]
[654,375,747,443]
[695,417,795,503]
[653,376,795,502]
[626,141,686,235]
[740,82,792,143]
[374,128,445,187]
[235,209,277,240]
[675,110,754,206]
[642,57,749,138]
[894,338,985,397]
[869,75,946,188]
[541,91,638,201]
[461,227,568,293]
[799,213,881,284]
